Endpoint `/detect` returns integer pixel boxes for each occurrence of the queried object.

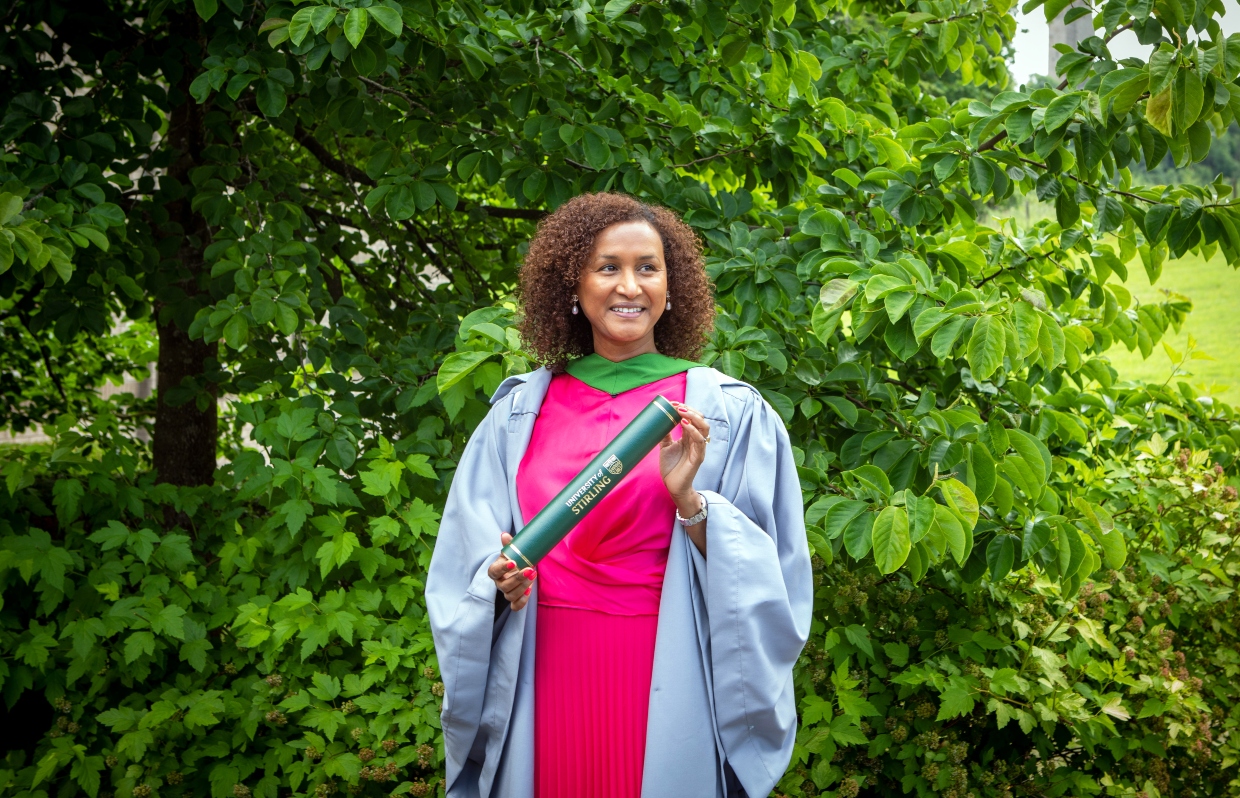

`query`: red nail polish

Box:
[506,561,516,570]
[523,568,536,580]
[524,587,531,596]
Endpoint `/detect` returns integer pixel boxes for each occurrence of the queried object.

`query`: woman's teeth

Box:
[611,307,644,317]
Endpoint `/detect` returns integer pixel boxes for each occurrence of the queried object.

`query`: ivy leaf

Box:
[53,477,84,527]
[843,624,874,658]
[183,693,225,727]
[124,631,156,663]
[829,714,869,745]
[937,683,976,720]
[836,688,880,718]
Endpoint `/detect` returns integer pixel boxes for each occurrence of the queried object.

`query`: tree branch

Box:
[293,124,376,186]
[467,204,546,220]
[671,140,761,169]
[357,76,433,114]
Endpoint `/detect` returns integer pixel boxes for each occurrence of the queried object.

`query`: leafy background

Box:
[2,0,1240,796]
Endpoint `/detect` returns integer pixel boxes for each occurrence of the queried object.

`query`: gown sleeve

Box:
[689,387,813,798]
[425,399,515,791]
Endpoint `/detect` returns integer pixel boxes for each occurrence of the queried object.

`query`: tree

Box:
[1,0,1239,795]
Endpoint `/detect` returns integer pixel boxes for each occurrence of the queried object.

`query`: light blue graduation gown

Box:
[426,366,813,798]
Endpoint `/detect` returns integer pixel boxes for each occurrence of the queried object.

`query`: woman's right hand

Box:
[487,532,537,611]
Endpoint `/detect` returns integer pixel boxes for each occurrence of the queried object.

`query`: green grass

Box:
[1105,250,1240,400]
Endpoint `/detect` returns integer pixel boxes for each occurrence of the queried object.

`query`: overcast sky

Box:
[1009,1,1240,87]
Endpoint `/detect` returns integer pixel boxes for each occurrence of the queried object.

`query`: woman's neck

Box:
[591,335,658,363]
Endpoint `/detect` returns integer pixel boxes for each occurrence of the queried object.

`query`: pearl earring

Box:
[571,295,579,315]
[665,293,671,311]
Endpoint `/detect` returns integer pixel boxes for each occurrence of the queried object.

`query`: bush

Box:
[4,0,1240,795]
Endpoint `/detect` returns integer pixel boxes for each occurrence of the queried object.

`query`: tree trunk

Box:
[152,10,217,487]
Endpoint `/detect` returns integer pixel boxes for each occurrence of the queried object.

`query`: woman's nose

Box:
[617,268,640,296]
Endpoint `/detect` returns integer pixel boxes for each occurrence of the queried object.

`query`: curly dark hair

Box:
[516,192,715,367]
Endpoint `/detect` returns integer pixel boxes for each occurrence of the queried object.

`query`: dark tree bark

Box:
[151,10,217,487]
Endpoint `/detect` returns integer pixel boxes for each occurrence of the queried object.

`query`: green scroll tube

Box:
[501,394,681,570]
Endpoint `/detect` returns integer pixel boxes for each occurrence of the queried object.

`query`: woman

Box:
[426,193,812,798]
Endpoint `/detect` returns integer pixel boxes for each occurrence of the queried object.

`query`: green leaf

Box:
[437,351,491,393]
[824,499,867,540]
[907,494,935,542]
[1023,520,1053,558]
[385,185,416,221]
[936,684,976,720]
[931,316,968,358]
[843,511,875,560]
[939,478,979,529]
[256,79,287,117]
[967,315,1006,380]
[32,752,61,788]
[1013,301,1042,357]
[1008,429,1049,486]
[819,278,858,312]
[311,6,335,33]
[968,155,994,196]
[1173,68,1204,133]
[1146,88,1172,136]
[193,0,218,21]
[367,6,403,36]
[933,504,968,565]
[849,464,892,498]
[0,192,22,225]
[344,8,369,47]
[223,313,250,349]
[603,0,635,20]
[1043,92,1082,132]
[583,131,611,169]
[986,533,1018,580]
[412,181,436,211]
[871,506,911,574]
[288,6,317,45]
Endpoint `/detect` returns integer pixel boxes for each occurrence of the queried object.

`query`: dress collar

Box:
[564,352,698,396]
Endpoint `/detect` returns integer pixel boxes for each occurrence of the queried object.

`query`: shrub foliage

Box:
[2,0,1240,796]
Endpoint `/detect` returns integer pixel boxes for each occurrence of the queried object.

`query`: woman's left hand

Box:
[659,402,710,508]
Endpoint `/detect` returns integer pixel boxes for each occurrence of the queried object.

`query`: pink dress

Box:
[515,370,687,798]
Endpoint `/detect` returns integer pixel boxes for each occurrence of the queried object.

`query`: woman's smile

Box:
[609,303,647,318]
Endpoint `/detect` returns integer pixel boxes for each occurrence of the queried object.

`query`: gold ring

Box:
[704,435,711,443]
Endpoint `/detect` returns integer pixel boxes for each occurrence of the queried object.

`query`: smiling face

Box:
[575,220,668,360]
